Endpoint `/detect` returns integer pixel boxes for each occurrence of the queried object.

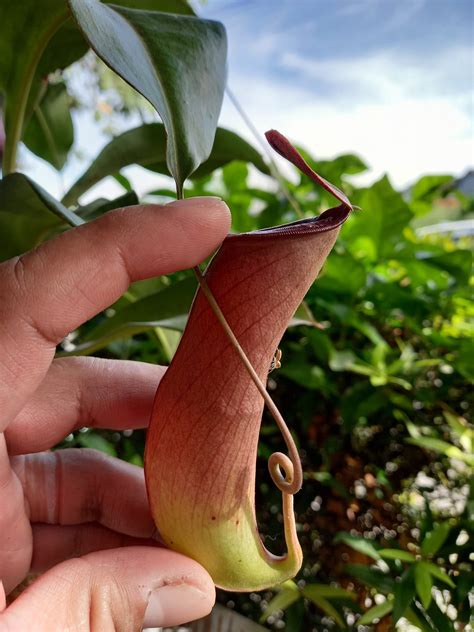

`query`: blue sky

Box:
[26,0,473,200]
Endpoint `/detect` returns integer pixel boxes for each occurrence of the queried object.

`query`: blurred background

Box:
[3,0,473,630]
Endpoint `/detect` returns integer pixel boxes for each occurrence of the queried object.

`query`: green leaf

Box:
[68,0,227,195]
[77,431,116,456]
[344,564,395,594]
[63,124,268,205]
[379,548,416,563]
[77,191,139,221]
[392,568,416,624]
[23,82,74,170]
[421,522,452,557]
[303,591,345,628]
[357,600,393,625]
[302,584,356,601]
[407,438,474,466]
[414,562,433,610]
[422,562,455,588]
[0,0,70,172]
[405,605,434,632]
[259,581,300,623]
[0,173,83,261]
[344,175,413,262]
[58,277,196,356]
[411,174,453,202]
[333,533,380,560]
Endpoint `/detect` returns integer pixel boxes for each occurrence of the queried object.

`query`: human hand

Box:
[0,198,230,631]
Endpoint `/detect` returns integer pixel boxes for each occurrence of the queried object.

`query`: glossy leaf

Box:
[145,131,353,590]
[0,0,70,171]
[357,600,393,625]
[77,191,139,221]
[23,82,73,170]
[0,0,194,172]
[0,173,82,261]
[69,0,227,194]
[414,562,433,610]
[58,277,196,356]
[63,124,269,205]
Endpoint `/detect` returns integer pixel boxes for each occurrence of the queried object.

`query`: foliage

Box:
[0,0,472,630]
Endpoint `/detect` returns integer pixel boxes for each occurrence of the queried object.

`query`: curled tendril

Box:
[193,265,302,554]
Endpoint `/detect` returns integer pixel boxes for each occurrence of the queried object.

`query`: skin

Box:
[0,197,231,631]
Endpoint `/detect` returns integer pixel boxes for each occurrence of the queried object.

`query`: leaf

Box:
[426,600,455,632]
[77,431,116,456]
[68,0,227,195]
[23,82,73,170]
[344,564,395,594]
[357,600,393,625]
[0,173,83,261]
[344,175,413,261]
[423,562,455,588]
[421,522,452,557]
[302,584,356,601]
[0,0,70,170]
[58,277,197,357]
[259,581,300,623]
[333,533,380,560]
[77,191,139,220]
[303,591,345,628]
[392,568,416,624]
[407,438,474,466]
[379,548,416,563]
[414,562,433,610]
[63,124,269,205]
[411,174,453,202]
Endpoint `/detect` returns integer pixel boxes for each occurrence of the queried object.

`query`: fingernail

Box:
[143,583,212,627]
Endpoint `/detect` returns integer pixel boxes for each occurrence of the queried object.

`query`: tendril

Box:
[193,265,303,498]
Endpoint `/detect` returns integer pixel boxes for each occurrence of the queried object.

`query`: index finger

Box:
[0,197,230,430]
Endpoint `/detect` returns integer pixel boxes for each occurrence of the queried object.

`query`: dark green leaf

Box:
[357,600,393,625]
[392,568,416,624]
[0,173,82,261]
[68,0,227,194]
[63,124,268,205]
[58,277,196,356]
[414,562,433,610]
[0,0,70,171]
[23,82,73,170]
[77,191,139,221]
[426,600,455,632]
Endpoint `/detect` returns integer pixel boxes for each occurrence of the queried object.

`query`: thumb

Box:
[0,547,215,631]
